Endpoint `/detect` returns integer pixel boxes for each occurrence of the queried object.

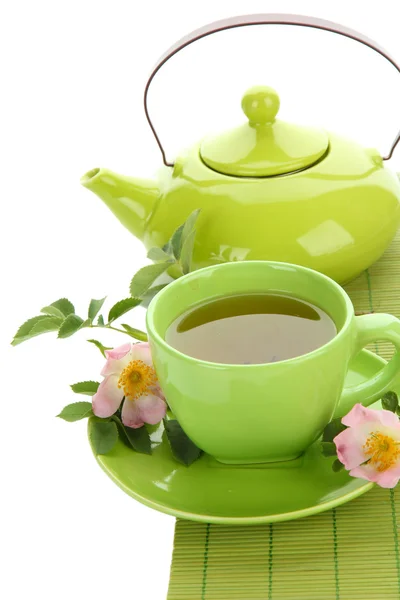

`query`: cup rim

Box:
[146,261,354,369]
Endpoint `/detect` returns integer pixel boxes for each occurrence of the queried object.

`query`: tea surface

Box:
[165,293,337,364]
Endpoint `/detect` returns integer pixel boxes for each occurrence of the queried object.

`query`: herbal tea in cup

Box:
[165,293,337,365]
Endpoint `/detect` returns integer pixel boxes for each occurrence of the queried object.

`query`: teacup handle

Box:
[333,314,400,418]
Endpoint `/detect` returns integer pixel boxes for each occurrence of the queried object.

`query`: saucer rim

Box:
[94,456,374,524]
[91,348,386,524]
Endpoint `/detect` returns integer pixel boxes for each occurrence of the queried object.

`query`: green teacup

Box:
[146,262,400,464]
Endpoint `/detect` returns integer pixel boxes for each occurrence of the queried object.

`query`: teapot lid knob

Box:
[201,84,329,177]
[241,86,280,125]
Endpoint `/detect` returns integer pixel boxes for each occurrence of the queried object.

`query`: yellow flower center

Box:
[117,360,157,401]
[363,431,400,472]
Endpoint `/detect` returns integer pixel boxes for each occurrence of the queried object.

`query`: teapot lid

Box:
[200,86,329,177]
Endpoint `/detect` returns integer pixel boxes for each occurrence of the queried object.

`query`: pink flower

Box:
[92,342,167,429]
[334,403,400,488]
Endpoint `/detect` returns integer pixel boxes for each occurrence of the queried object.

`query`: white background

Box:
[2,1,400,598]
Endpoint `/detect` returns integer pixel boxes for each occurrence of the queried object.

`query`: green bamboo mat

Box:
[168,232,400,600]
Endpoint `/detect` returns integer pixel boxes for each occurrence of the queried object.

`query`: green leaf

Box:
[141,284,168,303]
[124,424,152,454]
[163,224,185,260]
[88,418,118,455]
[97,315,105,326]
[321,441,337,457]
[332,458,345,472]
[147,247,173,263]
[162,224,185,259]
[181,209,201,244]
[90,415,111,423]
[322,418,346,443]
[41,305,65,319]
[121,324,148,341]
[162,241,172,255]
[88,297,106,320]
[58,314,84,338]
[382,391,399,413]
[108,297,141,323]
[49,298,75,317]
[164,419,202,466]
[170,225,185,259]
[57,401,93,422]
[30,316,63,334]
[115,417,152,454]
[12,315,50,345]
[70,381,100,396]
[165,211,201,263]
[180,228,196,275]
[87,339,111,357]
[12,315,62,345]
[129,262,170,297]
[179,209,201,274]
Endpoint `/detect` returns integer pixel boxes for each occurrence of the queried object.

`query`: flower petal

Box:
[151,383,166,402]
[376,409,400,428]
[101,343,133,377]
[375,465,400,488]
[121,398,144,429]
[348,463,377,483]
[92,375,122,418]
[130,342,153,367]
[122,394,166,429]
[349,462,400,488]
[135,393,167,425]
[342,404,382,427]
[105,343,132,360]
[334,427,369,470]
[342,403,400,429]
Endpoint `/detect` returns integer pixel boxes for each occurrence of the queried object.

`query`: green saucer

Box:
[90,350,396,524]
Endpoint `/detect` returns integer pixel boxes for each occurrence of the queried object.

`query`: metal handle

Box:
[144,13,400,167]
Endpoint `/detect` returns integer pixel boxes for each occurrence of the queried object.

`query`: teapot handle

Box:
[144,14,400,167]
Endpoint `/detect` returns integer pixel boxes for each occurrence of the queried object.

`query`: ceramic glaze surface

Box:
[82,128,400,283]
[200,86,330,176]
[150,138,400,284]
[146,261,400,464]
[90,350,388,524]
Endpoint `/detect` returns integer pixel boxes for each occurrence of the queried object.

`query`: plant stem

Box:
[107,325,132,335]
[90,324,148,341]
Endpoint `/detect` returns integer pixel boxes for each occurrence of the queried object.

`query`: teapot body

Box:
[83,16,400,284]
[144,133,400,284]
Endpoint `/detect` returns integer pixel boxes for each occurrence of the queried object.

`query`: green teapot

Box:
[81,15,400,283]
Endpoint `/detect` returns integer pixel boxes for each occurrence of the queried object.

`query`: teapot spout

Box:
[81,167,159,240]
